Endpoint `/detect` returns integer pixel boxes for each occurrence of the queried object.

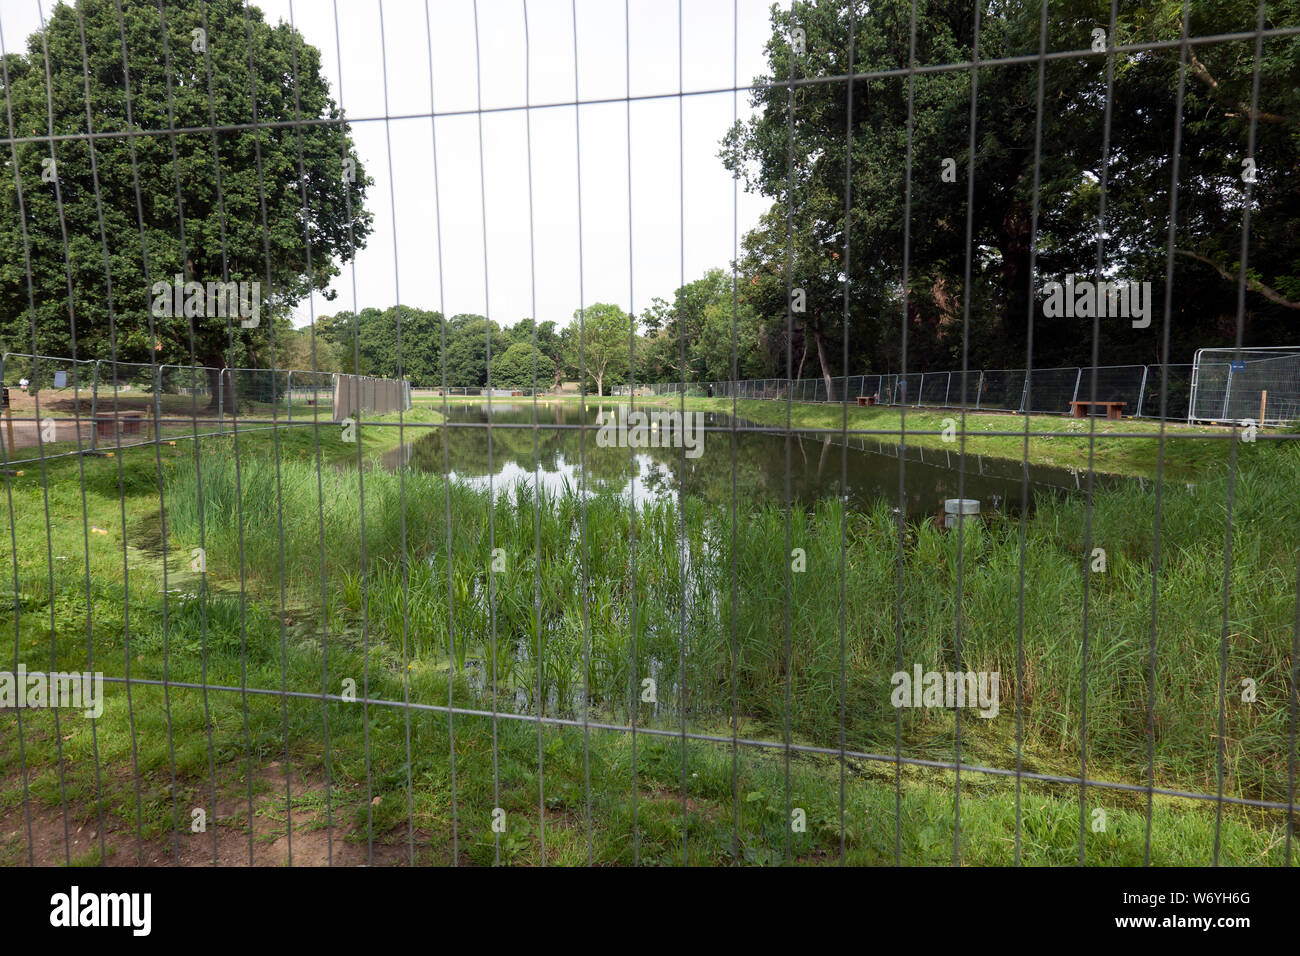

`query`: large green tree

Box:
[492,340,555,390]
[320,305,444,383]
[1,0,372,402]
[723,0,1300,376]
[565,303,632,396]
[639,267,768,385]
[442,313,507,389]
[505,317,564,386]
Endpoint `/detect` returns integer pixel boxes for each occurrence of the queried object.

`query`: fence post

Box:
[287,370,293,423]
[219,368,226,431]
[975,370,984,410]
[90,359,101,452]
[943,372,952,408]
[153,365,163,441]
[1018,372,1030,414]
[1135,365,1149,418]
[1070,367,1082,409]
[1,353,10,457]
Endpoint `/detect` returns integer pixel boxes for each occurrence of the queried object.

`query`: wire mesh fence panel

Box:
[154,364,223,442]
[158,364,215,408]
[1,354,100,458]
[1021,367,1080,415]
[947,370,982,409]
[1135,364,1194,419]
[89,361,167,449]
[1190,348,1300,425]
[1073,364,1147,417]
[974,369,1027,411]
[888,372,922,407]
[286,370,335,419]
[221,367,286,424]
[918,371,951,407]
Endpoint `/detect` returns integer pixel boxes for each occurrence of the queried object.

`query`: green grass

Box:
[1,415,1297,865]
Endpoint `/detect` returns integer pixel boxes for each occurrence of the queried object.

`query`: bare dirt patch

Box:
[0,763,430,867]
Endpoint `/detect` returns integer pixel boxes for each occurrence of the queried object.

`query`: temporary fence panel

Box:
[1189,348,1300,425]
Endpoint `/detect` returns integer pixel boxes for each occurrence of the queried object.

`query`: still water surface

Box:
[379,401,1124,517]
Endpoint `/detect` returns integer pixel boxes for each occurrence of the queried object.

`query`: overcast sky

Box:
[2,0,780,330]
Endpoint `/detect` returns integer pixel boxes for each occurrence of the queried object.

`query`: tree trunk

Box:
[204,366,235,415]
[812,324,835,403]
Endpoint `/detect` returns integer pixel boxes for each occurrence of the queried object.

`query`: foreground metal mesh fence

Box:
[1,0,1299,871]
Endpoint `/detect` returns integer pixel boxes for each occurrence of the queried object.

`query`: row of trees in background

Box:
[311,269,775,393]
[313,305,627,393]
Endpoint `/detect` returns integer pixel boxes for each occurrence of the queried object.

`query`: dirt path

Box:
[0,764,432,867]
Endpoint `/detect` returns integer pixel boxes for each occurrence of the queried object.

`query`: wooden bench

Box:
[1069,400,1125,420]
[856,395,877,406]
[94,412,143,438]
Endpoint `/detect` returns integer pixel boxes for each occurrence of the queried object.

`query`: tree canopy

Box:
[564,303,632,396]
[721,0,1300,384]
[1,0,372,387]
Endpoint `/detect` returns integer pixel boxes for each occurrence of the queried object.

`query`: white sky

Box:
[2,0,779,330]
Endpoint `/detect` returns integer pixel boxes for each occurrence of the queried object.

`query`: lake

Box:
[380,400,1124,518]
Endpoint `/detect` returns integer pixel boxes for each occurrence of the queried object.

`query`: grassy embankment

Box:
[2,406,1298,865]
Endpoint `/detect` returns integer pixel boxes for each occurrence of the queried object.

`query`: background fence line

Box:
[0,352,410,465]
[618,362,1214,421]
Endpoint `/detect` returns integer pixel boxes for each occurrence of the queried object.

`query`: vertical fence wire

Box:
[1214,0,1268,864]
[893,0,919,865]
[1144,0,1194,866]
